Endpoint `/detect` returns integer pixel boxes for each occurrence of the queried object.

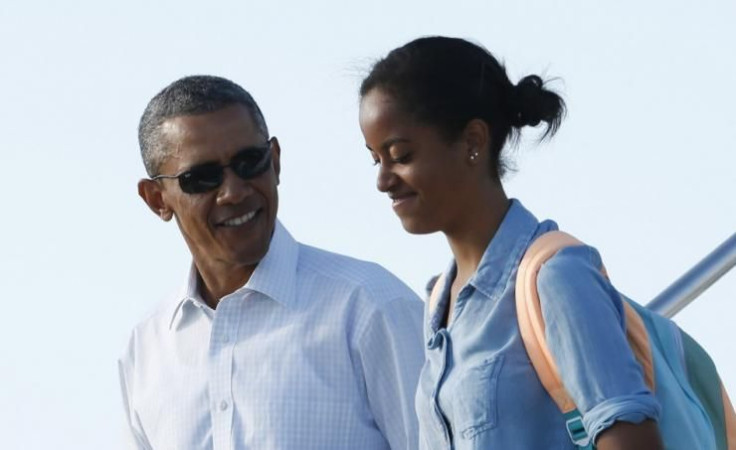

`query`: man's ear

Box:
[138,179,174,221]
[270,137,282,185]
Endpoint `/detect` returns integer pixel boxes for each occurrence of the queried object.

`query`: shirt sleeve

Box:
[118,342,153,450]
[354,293,425,450]
[536,244,661,442]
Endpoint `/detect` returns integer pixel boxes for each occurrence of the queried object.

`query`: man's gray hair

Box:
[139,75,269,177]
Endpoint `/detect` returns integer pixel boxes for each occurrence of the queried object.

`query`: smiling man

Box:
[119,75,424,450]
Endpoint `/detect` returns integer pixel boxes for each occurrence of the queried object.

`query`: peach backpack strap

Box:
[515,231,655,415]
[623,305,656,391]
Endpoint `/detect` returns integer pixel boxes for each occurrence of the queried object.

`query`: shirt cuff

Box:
[583,394,661,442]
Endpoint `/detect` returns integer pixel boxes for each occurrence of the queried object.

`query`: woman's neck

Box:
[446,190,510,285]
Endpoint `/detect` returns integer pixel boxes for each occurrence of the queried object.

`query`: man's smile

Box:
[218,209,259,227]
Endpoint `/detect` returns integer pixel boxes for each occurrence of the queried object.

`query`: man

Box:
[119,75,424,450]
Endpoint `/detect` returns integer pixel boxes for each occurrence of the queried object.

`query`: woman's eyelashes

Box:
[370,150,381,166]
[370,151,413,166]
[390,153,412,164]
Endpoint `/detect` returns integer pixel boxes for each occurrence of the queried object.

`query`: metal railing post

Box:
[647,233,736,318]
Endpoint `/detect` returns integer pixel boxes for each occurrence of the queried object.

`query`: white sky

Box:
[1,1,734,448]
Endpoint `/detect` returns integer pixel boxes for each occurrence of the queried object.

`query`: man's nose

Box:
[216,168,253,205]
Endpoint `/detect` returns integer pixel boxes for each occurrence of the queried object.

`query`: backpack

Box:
[516,231,736,449]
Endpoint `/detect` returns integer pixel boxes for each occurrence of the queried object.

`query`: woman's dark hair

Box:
[360,36,565,180]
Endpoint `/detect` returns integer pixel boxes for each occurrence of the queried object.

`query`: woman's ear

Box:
[138,179,174,221]
[463,118,491,164]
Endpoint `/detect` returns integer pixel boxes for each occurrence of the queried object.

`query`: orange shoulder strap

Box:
[515,231,655,414]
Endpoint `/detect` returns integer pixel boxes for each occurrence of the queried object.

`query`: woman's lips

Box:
[391,193,418,210]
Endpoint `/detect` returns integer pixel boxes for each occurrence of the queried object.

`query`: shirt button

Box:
[220,400,229,411]
[427,333,443,349]
[222,334,230,343]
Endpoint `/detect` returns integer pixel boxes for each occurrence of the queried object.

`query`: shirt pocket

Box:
[452,354,504,440]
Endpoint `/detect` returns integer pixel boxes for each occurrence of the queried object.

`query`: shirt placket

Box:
[426,329,452,449]
[209,295,243,450]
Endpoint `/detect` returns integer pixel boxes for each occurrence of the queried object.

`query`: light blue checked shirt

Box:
[119,220,424,450]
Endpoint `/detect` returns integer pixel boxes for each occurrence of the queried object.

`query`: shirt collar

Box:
[166,264,214,330]
[241,219,299,309]
[469,199,540,299]
[435,199,540,305]
[167,219,299,331]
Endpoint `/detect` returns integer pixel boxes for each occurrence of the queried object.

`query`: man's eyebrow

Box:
[182,157,219,170]
[185,143,266,167]
[365,137,411,152]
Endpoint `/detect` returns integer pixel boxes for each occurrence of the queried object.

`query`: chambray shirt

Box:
[119,221,424,450]
[416,200,661,449]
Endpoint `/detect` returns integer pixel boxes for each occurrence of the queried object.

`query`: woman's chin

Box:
[398,215,438,235]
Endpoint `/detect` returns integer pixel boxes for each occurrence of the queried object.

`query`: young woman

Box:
[358,36,664,450]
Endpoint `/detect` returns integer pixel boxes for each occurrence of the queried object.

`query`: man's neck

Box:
[196,263,256,309]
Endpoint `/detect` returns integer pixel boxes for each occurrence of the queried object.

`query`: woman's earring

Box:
[469,151,479,162]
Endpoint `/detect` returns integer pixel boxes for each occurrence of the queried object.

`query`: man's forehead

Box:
[160,105,258,138]
[157,105,261,168]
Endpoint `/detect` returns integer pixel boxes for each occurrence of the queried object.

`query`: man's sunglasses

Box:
[152,139,274,194]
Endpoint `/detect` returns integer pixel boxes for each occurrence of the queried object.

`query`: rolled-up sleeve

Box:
[537,245,661,441]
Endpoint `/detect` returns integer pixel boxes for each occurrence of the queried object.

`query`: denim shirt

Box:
[415,200,660,449]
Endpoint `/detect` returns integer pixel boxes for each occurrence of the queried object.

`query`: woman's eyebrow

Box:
[381,137,410,151]
[365,137,411,152]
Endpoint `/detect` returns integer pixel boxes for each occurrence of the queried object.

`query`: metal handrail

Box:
[647,233,736,318]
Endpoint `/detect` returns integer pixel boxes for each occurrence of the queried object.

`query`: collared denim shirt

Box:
[416,200,660,449]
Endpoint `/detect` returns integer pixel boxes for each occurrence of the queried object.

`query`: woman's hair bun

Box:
[509,75,565,136]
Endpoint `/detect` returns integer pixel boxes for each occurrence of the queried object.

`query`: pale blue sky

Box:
[1,1,734,448]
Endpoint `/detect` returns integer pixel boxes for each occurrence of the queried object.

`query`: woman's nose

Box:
[376,163,397,193]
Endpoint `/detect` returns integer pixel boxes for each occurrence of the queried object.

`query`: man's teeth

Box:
[222,211,257,226]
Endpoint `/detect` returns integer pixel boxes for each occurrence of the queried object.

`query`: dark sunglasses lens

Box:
[179,165,223,193]
[232,148,271,180]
